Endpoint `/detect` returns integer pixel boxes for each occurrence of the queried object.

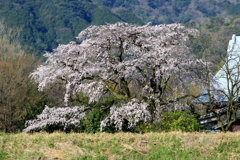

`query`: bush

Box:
[159,111,201,132]
[124,111,202,133]
[136,123,155,133]
[84,108,109,133]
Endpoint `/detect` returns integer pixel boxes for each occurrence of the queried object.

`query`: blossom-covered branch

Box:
[100,99,151,131]
[24,106,85,132]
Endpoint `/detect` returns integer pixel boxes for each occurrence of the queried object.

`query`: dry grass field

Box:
[0,131,240,160]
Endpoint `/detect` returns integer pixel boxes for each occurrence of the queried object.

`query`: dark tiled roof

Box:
[199,106,227,121]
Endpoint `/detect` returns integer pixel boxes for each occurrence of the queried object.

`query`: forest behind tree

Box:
[0,0,143,56]
[92,0,240,24]
[1,0,240,57]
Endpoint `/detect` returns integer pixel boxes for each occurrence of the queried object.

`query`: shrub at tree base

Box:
[83,108,109,133]
[159,111,201,132]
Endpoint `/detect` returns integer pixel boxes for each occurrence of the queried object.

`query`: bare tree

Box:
[198,34,240,132]
[0,22,41,132]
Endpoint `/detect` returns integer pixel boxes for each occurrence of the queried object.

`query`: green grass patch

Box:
[0,150,8,160]
[0,132,240,159]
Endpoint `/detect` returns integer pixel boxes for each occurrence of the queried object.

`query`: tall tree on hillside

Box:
[24,22,207,132]
[0,22,44,132]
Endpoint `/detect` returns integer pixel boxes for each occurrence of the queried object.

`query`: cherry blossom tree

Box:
[25,22,207,132]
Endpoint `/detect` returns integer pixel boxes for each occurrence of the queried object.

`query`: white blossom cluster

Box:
[23,105,85,132]
[28,22,207,131]
[75,81,106,103]
[100,99,151,131]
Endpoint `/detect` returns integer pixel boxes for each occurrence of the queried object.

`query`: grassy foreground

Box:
[0,131,240,160]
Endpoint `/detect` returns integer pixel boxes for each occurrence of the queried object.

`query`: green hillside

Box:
[1,0,240,56]
[93,0,240,24]
[0,0,143,56]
